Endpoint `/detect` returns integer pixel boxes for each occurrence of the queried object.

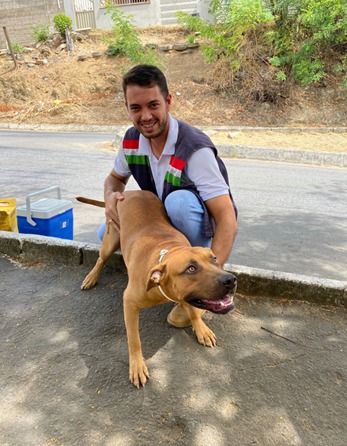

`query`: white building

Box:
[63,0,213,31]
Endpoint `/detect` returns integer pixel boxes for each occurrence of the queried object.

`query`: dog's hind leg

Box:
[167,303,207,328]
[167,303,193,328]
[81,222,120,290]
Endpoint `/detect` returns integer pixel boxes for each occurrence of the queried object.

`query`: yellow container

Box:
[0,198,18,232]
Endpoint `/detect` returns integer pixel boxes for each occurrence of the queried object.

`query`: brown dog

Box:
[78,191,236,388]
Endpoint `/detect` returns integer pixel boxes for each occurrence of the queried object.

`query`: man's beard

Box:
[138,118,167,139]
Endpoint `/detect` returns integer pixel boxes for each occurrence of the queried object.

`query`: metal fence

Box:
[100,0,150,7]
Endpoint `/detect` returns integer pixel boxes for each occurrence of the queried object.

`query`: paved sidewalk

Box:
[1,252,346,446]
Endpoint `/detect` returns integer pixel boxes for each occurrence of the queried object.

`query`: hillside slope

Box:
[0,27,346,128]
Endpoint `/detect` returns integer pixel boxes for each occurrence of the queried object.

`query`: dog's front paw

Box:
[81,258,105,290]
[81,273,98,290]
[129,357,150,389]
[193,322,217,347]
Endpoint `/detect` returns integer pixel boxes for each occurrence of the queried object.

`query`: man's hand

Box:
[205,194,238,266]
[105,191,124,232]
[104,169,129,232]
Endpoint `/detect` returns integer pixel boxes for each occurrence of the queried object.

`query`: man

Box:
[103,64,237,326]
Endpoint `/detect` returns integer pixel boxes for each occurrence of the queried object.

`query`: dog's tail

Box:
[76,196,105,208]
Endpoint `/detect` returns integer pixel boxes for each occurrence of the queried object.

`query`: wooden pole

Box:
[3,26,17,69]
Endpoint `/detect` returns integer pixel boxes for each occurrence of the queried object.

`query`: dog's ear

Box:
[146,263,166,291]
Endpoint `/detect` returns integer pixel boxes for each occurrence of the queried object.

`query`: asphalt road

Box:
[1,129,347,281]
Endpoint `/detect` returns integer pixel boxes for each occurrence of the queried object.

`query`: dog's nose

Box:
[219,274,237,290]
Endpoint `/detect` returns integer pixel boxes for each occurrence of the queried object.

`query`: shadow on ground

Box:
[1,257,346,445]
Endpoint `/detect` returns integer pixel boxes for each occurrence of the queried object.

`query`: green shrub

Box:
[12,42,25,54]
[105,5,163,67]
[299,0,347,47]
[176,0,347,94]
[177,1,276,97]
[177,1,273,66]
[53,13,72,37]
[32,23,51,42]
[186,34,196,44]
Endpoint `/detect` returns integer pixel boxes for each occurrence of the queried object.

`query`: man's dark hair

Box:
[122,64,169,100]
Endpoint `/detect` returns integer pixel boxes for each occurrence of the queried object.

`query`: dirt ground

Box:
[0,26,346,151]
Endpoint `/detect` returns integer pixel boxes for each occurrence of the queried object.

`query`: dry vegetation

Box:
[0,26,346,151]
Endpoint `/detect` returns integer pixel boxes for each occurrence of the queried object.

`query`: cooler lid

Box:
[17,198,72,219]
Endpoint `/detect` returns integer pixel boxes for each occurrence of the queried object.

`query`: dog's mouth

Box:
[187,294,235,314]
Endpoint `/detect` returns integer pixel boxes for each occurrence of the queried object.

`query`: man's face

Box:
[125,84,172,139]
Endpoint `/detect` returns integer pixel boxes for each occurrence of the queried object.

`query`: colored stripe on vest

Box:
[125,154,149,166]
[165,171,181,187]
[123,139,139,149]
[123,148,140,157]
[164,156,186,186]
[170,156,186,171]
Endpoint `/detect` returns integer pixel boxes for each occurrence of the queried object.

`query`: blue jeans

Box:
[164,190,212,247]
[98,190,212,247]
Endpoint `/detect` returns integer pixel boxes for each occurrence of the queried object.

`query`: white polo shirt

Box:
[113,115,229,201]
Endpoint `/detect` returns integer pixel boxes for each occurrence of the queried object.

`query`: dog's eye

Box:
[212,256,219,264]
[187,265,197,273]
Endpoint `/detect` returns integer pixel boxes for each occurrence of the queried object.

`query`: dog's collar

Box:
[158,285,176,303]
[157,249,176,303]
[158,249,168,263]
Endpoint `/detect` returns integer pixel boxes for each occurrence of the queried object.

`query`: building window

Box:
[100,0,150,7]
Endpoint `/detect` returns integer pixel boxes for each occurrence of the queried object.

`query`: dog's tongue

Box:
[189,294,235,314]
[206,295,235,314]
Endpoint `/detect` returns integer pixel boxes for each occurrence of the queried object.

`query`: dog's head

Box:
[147,247,237,314]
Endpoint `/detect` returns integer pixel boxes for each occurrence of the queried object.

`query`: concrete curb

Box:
[217,144,347,167]
[2,122,346,167]
[1,123,346,133]
[0,123,129,134]
[1,231,346,307]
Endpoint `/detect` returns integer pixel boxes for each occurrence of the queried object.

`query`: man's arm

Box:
[205,194,238,266]
[104,169,129,229]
